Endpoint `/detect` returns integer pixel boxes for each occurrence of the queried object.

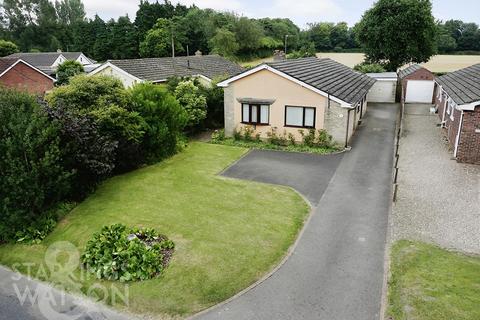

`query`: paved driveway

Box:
[222,150,344,206]
[196,103,398,320]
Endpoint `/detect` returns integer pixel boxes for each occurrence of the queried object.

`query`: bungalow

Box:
[217,57,376,147]
[5,51,97,75]
[89,54,244,88]
[435,63,480,165]
[0,58,55,95]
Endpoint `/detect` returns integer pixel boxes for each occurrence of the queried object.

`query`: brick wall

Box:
[456,106,480,165]
[0,62,54,95]
[401,68,435,103]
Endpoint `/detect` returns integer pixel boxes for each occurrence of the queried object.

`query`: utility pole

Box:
[284,34,290,55]
[171,33,175,58]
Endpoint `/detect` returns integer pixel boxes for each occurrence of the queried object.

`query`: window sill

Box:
[284,125,316,129]
[241,122,270,126]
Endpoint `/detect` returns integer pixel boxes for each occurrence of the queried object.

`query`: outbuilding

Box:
[366,72,398,103]
[218,57,376,148]
[398,64,435,104]
[434,63,480,165]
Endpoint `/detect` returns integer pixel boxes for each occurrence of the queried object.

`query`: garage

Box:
[398,64,435,104]
[366,72,398,103]
[405,80,435,103]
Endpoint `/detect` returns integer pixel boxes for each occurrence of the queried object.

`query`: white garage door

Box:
[367,80,397,103]
[405,80,434,103]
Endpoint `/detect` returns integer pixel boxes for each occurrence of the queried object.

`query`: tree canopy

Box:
[356,0,437,71]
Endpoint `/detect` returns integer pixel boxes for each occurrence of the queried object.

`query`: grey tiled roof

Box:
[398,64,422,79]
[6,52,62,67]
[108,55,244,82]
[0,58,18,75]
[436,63,480,105]
[266,57,376,105]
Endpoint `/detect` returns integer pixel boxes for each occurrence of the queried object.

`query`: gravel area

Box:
[392,104,480,254]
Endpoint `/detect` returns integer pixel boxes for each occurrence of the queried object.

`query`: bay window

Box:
[285,106,315,128]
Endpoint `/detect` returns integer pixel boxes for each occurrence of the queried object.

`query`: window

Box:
[285,106,315,128]
[242,104,269,125]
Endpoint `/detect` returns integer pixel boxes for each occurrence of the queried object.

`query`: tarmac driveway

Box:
[222,150,344,206]
[196,103,398,320]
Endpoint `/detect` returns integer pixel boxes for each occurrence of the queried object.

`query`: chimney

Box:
[56,49,62,53]
[195,50,202,56]
[273,50,286,61]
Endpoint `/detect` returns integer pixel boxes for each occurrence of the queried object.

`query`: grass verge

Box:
[387,240,480,320]
[0,142,309,318]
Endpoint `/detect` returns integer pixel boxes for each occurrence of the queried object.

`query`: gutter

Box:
[345,108,352,148]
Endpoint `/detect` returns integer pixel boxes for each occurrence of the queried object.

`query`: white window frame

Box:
[284,106,316,128]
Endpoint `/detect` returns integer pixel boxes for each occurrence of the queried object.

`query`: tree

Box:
[0,39,19,56]
[111,15,138,59]
[130,83,187,162]
[307,22,334,51]
[356,0,437,71]
[55,0,86,25]
[353,62,386,73]
[174,80,207,129]
[234,17,264,53]
[330,22,349,49]
[209,28,239,58]
[139,18,185,57]
[56,60,84,85]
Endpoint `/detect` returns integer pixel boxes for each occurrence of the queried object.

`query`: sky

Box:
[82,0,480,28]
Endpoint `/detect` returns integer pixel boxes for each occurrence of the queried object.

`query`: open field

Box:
[0,143,309,318]
[388,240,480,320]
[242,53,480,73]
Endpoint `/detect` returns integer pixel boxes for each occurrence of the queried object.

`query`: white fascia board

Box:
[435,80,480,111]
[88,62,143,83]
[217,64,352,107]
[52,54,66,67]
[0,59,56,82]
[193,74,212,82]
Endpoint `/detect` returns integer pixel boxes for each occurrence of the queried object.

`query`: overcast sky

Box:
[82,0,480,28]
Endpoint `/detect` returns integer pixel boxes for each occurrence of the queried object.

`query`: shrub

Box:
[174,80,207,130]
[301,129,317,147]
[353,62,386,74]
[211,129,225,142]
[56,60,84,86]
[316,129,333,147]
[46,74,129,113]
[243,125,254,141]
[81,224,174,281]
[43,102,117,198]
[199,78,225,128]
[0,39,19,57]
[233,128,242,140]
[0,88,73,242]
[130,83,188,162]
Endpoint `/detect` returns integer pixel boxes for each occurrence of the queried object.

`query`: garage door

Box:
[405,80,434,103]
[367,80,397,103]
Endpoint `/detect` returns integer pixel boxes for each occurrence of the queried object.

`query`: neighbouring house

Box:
[89,55,244,88]
[435,63,480,165]
[217,57,376,147]
[398,64,435,104]
[5,51,97,75]
[0,58,55,95]
[367,72,398,103]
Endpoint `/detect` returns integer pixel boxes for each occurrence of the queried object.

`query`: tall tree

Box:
[356,0,437,71]
[111,15,138,59]
[209,28,238,58]
[55,0,85,25]
[139,17,185,58]
[234,17,263,53]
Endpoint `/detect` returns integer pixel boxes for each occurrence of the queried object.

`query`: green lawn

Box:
[388,240,480,320]
[0,142,309,318]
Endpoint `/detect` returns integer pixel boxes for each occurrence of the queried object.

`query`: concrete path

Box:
[195,103,397,320]
[0,266,134,320]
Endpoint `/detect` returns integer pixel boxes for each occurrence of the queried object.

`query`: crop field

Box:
[242,52,480,73]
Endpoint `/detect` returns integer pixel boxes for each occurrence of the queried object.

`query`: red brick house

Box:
[435,64,480,165]
[0,58,55,95]
[398,64,435,104]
